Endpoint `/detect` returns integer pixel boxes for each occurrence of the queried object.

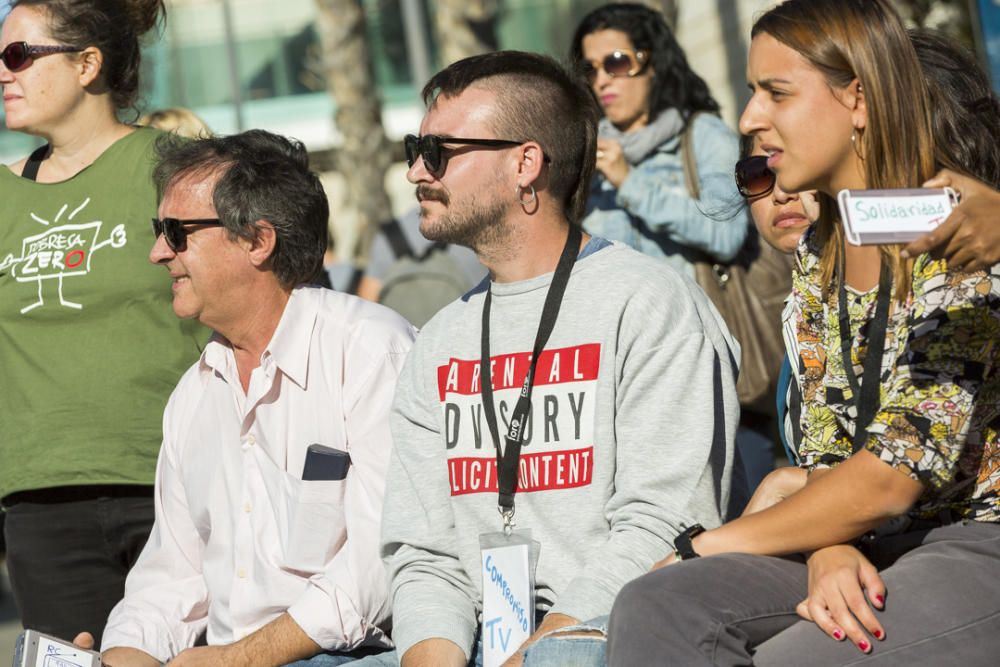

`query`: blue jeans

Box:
[284,646,391,666]
[524,616,607,666]
[351,616,607,667]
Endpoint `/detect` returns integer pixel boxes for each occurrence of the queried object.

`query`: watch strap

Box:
[673,523,706,560]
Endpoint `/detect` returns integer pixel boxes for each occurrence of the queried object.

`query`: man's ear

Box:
[78,47,103,88]
[514,141,546,190]
[247,221,278,269]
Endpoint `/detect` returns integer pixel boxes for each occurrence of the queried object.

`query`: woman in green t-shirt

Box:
[0,0,204,645]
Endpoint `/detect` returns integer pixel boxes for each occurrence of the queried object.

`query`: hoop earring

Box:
[851,129,865,161]
[517,184,537,209]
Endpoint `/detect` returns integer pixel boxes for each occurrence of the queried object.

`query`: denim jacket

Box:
[581,113,748,278]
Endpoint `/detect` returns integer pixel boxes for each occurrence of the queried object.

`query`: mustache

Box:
[416,185,449,206]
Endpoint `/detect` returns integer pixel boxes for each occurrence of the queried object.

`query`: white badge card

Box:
[13,630,102,667]
[838,187,957,246]
[480,530,538,667]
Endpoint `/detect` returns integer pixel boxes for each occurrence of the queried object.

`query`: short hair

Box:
[153,130,329,289]
[422,50,600,224]
[570,3,720,123]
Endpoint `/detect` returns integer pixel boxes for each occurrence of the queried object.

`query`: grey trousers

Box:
[607,521,1000,666]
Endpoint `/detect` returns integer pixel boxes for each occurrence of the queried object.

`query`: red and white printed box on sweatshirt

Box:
[436,343,600,496]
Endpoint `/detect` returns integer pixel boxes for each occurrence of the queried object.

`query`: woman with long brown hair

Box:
[606,1,1000,664]
[0,0,204,644]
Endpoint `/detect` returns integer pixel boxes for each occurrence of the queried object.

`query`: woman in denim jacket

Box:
[570,2,747,279]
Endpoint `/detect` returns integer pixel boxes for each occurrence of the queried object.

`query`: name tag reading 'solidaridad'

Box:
[838,187,957,246]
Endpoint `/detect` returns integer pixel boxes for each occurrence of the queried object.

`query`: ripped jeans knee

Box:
[523,616,608,667]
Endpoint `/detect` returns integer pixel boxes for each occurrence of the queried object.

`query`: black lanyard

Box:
[480,224,581,531]
[837,253,893,453]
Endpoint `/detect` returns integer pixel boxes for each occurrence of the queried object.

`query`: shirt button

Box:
[243,501,252,513]
[237,567,247,579]
[246,435,256,445]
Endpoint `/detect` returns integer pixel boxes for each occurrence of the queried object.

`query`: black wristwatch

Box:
[673,524,706,561]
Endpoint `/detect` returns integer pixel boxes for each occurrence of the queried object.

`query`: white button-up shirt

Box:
[103,287,415,661]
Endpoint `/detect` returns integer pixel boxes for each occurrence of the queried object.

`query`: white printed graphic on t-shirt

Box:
[437,343,600,496]
[0,198,127,314]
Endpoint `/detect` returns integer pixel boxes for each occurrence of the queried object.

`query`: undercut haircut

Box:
[422,50,600,225]
[153,130,329,289]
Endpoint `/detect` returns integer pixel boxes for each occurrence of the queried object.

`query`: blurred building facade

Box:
[0,0,786,161]
[1,0,997,159]
[1,0,996,255]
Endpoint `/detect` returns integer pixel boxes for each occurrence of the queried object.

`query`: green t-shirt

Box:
[0,128,206,498]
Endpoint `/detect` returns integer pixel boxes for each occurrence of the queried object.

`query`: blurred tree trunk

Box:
[313,0,393,263]
[434,0,500,66]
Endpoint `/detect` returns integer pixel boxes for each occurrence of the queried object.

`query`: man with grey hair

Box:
[360,51,740,667]
[77,130,414,666]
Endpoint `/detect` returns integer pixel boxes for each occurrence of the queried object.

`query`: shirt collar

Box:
[199,287,319,390]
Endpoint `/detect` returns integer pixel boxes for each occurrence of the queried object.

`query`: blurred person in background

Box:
[570,2,746,276]
[0,0,204,644]
[138,106,211,138]
[735,134,817,485]
[572,2,777,509]
[356,208,485,327]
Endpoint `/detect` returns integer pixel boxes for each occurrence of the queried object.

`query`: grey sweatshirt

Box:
[382,241,740,659]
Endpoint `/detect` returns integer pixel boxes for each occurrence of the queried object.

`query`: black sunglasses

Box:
[151,217,224,252]
[580,49,650,84]
[735,155,776,198]
[0,41,83,71]
[404,134,529,175]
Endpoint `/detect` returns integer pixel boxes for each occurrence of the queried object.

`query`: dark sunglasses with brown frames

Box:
[579,49,650,84]
[735,155,776,198]
[0,41,83,71]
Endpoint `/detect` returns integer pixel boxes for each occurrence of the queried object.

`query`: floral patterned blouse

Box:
[791,228,1000,523]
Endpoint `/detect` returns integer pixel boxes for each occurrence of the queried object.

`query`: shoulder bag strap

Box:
[381,217,415,260]
[679,112,703,201]
[21,144,50,182]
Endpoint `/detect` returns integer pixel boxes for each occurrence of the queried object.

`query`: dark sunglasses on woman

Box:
[151,217,225,252]
[0,41,82,71]
[580,49,650,84]
[734,155,776,198]
[404,134,535,175]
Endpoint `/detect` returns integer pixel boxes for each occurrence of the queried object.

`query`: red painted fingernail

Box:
[875,594,885,606]
[874,629,884,640]
[833,629,844,640]
[859,640,870,652]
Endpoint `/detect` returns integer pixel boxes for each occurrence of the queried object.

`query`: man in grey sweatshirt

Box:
[364,51,740,667]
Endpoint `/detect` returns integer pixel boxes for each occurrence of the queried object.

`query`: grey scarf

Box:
[598,108,685,165]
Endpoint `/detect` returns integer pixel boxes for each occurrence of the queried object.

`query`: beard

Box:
[417,184,511,250]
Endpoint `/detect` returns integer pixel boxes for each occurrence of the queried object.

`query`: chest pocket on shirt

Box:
[280,473,347,574]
